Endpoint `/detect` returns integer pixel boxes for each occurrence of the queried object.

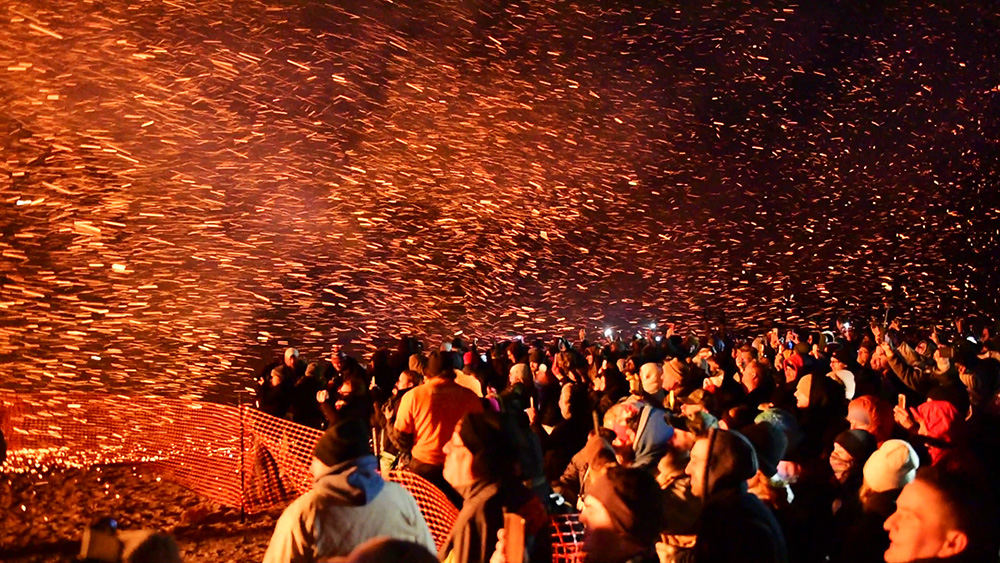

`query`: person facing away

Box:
[393,349,484,504]
[263,416,435,563]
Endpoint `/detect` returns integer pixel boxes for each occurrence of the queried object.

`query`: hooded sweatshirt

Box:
[632,402,674,473]
[263,456,434,563]
[693,429,788,563]
[914,400,963,466]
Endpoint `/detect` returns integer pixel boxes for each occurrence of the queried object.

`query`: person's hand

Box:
[490,529,508,563]
[316,389,329,403]
[894,404,917,432]
[579,328,587,343]
[871,319,885,343]
[879,342,894,358]
[592,375,606,392]
[769,330,781,349]
[666,323,676,339]
[777,460,802,483]
[525,406,536,426]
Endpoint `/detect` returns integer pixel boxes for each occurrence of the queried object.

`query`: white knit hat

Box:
[828,369,856,399]
[863,439,919,493]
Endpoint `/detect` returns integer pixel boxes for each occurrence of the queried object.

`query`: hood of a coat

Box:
[702,428,758,498]
[632,404,674,471]
[313,455,385,506]
[915,400,961,442]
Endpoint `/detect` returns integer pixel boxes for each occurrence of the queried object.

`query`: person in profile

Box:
[438,411,549,563]
[882,465,998,563]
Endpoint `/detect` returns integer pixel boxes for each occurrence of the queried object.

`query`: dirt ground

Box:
[1,464,282,562]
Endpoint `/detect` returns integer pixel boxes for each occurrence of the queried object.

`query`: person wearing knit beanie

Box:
[835,429,878,463]
[581,465,664,563]
[263,416,435,563]
[639,362,665,400]
[741,422,788,479]
[313,417,371,466]
[741,421,794,516]
[668,410,719,452]
[439,411,550,563]
[754,408,804,453]
[830,429,877,484]
[862,439,920,494]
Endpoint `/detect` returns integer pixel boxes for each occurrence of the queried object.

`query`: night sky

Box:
[1,0,998,398]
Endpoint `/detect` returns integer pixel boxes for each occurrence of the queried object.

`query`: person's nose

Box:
[883,511,897,532]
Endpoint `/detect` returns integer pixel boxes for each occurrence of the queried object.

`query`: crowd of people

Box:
[255,314,1000,563]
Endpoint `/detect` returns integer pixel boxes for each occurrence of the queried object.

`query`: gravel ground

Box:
[1,464,282,562]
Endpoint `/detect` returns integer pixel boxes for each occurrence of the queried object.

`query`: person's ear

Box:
[937,530,968,559]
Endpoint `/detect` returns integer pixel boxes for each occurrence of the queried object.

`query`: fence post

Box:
[238,392,246,523]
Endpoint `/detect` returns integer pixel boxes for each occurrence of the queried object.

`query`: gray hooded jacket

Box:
[263,455,435,563]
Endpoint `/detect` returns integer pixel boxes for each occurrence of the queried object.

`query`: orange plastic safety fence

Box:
[0,392,472,552]
[387,469,459,551]
[241,407,323,511]
[551,513,587,563]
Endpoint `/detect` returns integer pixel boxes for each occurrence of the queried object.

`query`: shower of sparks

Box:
[1,0,998,399]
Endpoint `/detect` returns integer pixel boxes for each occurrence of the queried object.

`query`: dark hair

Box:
[563,382,592,420]
[425,350,456,379]
[399,369,423,386]
[914,465,999,560]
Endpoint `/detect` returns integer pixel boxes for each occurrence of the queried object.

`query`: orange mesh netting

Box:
[387,469,459,549]
[0,391,581,557]
[551,513,587,563]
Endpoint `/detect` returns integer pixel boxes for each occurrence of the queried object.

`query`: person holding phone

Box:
[491,465,664,563]
[439,411,550,563]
